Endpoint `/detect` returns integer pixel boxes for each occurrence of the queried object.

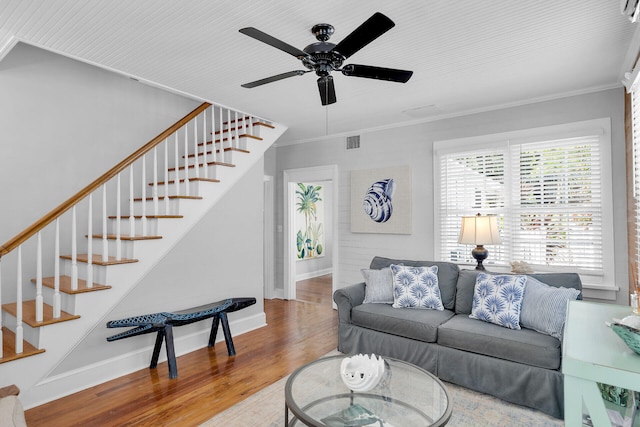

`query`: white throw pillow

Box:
[470,273,527,330]
[390,264,444,310]
[361,268,394,304]
[520,276,580,339]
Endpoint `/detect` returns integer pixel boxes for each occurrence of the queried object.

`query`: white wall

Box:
[0,42,199,244]
[275,88,628,305]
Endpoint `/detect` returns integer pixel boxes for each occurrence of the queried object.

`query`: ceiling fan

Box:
[239,12,413,106]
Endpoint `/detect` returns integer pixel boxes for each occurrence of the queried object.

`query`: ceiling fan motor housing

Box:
[303,41,345,76]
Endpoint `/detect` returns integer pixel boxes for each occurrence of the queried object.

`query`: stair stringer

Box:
[0,122,287,409]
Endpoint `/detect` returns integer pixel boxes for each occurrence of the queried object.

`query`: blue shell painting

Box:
[363,178,395,223]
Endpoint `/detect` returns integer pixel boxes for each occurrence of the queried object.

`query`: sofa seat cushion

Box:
[437,315,561,369]
[352,304,455,343]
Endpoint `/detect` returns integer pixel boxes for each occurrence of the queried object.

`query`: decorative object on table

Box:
[510,260,533,274]
[458,213,501,270]
[350,166,411,234]
[321,403,388,427]
[609,316,640,355]
[340,354,385,392]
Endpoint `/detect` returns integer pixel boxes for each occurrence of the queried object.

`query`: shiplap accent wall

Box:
[274,88,629,305]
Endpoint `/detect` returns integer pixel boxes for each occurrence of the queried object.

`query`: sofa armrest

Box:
[333,282,366,325]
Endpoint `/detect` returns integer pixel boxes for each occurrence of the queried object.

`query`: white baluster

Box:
[71,206,78,291]
[183,128,190,196]
[164,138,170,214]
[86,195,93,290]
[129,166,135,237]
[218,106,224,162]
[54,218,61,316]
[226,109,231,151]
[0,258,3,358]
[102,184,108,263]
[116,173,122,261]
[234,110,239,150]
[15,247,23,354]
[153,147,159,216]
[35,231,43,322]
[202,110,208,179]
[193,115,199,179]
[141,154,147,236]
[174,133,180,196]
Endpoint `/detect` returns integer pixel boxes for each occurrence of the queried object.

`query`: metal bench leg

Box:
[219,312,236,356]
[150,329,165,369]
[208,314,221,348]
[164,325,178,379]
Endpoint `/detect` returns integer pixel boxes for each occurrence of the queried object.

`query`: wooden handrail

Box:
[0,102,211,258]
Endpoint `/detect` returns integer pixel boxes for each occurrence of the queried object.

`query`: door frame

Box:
[283,165,339,300]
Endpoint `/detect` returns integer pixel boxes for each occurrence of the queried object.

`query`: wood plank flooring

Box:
[24,275,336,426]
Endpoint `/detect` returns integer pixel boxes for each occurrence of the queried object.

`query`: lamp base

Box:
[471,245,489,271]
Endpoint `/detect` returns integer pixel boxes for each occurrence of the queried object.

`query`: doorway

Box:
[283,165,339,301]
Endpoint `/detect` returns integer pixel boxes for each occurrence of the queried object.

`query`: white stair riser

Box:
[131,198,182,216]
[62,259,109,286]
[185,149,235,167]
[166,164,222,182]
[41,286,76,315]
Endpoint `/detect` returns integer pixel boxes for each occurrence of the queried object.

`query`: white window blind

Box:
[632,88,640,284]
[438,132,605,275]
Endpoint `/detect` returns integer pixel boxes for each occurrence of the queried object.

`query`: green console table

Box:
[563,300,639,426]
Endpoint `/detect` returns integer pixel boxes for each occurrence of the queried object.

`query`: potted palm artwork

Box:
[296,183,324,259]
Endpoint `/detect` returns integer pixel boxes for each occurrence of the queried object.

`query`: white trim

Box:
[296,267,333,282]
[283,165,339,301]
[263,176,275,299]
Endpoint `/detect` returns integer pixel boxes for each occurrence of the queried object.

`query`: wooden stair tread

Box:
[2,301,80,328]
[60,254,139,266]
[0,327,45,364]
[107,214,183,220]
[88,234,163,241]
[168,161,235,172]
[31,276,112,294]
[133,195,202,201]
[187,148,250,158]
[154,177,220,186]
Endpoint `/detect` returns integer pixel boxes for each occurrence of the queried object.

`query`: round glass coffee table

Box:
[285,354,451,426]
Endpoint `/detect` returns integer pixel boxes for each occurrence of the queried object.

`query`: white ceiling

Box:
[1,1,638,144]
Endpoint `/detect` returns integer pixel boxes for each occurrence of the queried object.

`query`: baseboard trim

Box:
[295,268,332,281]
[23,312,266,409]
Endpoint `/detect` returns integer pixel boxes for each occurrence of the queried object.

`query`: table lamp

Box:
[458,213,501,270]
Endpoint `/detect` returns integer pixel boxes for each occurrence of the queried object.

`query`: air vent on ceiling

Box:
[346,135,360,150]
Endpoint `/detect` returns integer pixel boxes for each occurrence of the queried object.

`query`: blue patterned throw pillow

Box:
[390,264,444,310]
[470,273,527,329]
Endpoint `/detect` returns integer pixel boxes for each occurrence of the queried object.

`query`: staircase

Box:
[0,102,286,407]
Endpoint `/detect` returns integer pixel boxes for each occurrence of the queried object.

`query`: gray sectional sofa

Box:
[333,256,582,419]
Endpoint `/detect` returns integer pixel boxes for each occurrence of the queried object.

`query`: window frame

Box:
[433,118,615,291]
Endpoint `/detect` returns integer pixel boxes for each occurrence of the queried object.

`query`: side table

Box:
[562,300,640,426]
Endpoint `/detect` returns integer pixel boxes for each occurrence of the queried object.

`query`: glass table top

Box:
[285,354,452,427]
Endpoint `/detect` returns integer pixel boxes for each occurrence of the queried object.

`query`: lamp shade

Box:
[458,214,501,245]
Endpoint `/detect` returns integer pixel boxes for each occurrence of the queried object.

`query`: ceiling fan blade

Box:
[332,12,395,60]
[317,76,336,105]
[239,27,308,59]
[342,64,413,83]
[241,70,307,88]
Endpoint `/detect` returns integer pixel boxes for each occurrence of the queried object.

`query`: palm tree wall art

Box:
[295,182,325,259]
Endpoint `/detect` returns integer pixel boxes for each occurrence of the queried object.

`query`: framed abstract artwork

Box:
[350,165,412,234]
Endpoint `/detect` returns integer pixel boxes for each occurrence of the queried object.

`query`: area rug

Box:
[200,353,564,427]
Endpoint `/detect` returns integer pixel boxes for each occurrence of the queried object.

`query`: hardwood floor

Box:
[24,275,337,426]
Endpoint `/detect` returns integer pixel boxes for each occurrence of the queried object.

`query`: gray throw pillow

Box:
[520,276,580,339]
[361,268,394,304]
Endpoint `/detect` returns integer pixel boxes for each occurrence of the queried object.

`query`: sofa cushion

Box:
[352,303,455,343]
[455,269,583,315]
[361,267,394,304]
[469,273,526,330]
[437,315,561,369]
[520,276,581,339]
[369,256,459,310]
[390,265,444,310]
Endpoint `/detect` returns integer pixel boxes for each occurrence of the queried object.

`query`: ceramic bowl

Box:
[611,322,640,355]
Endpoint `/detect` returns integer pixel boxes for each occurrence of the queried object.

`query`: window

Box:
[434,119,614,287]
